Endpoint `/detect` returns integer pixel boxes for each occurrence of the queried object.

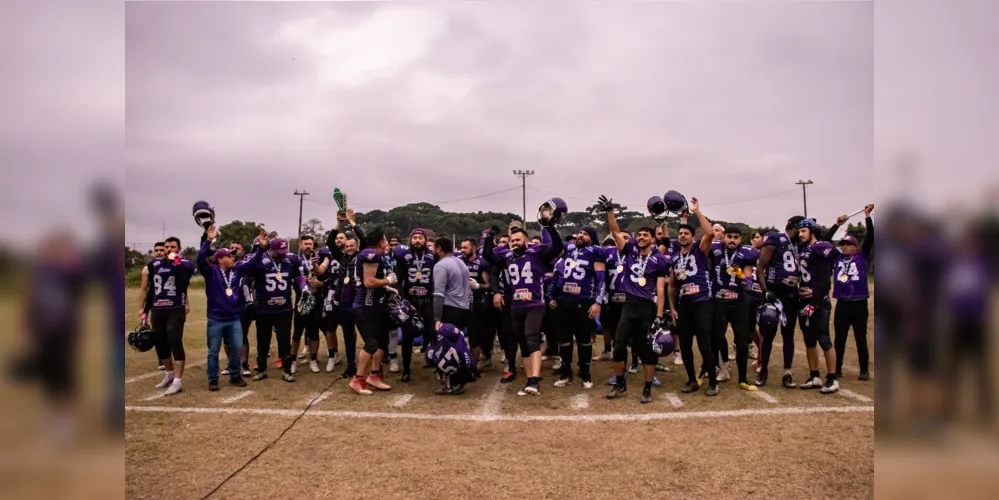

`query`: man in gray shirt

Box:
[432,237,471,331]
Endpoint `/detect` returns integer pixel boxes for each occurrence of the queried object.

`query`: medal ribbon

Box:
[220,268,232,291]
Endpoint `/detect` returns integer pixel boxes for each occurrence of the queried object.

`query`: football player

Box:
[350,227,397,395]
[335,230,366,378]
[393,228,438,382]
[242,232,310,383]
[710,226,758,391]
[141,236,197,396]
[140,241,166,371]
[828,205,874,379]
[711,224,725,242]
[599,196,670,404]
[795,218,841,393]
[489,233,520,382]
[667,198,720,396]
[756,216,805,388]
[196,225,250,390]
[431,237,471,331]
[461,238,492,368]
[291,235,325,374]
[482,222,564,396]
[551,226,607,389]
[738,232,766,380]
[317,210,366,374]
[594,236,623,362]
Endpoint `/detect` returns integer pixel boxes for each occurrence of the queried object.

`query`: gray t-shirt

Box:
[433,255,470,309]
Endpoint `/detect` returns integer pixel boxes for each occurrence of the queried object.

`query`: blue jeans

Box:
[207,318,243,381]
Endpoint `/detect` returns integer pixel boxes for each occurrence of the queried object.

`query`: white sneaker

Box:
[820,378,840,394]
[552,357,563,371]
[242,367,252,376]
[298,346,310,362]
[799,376,822,390]
[582,380,594,390]
[729,344,737,361]
[673,352,683,365]
[157,365,165,371]
[717,364,731,382]
[155,373,174,389]
[389,358,400,373]
[309,360,320,373]
[164,379,183,396]
[325,355,338,373]
[221,368,230,376]
[290,362,297,375]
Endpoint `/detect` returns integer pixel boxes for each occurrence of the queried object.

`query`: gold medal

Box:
[343,277,350,284]
[617,265,624,273]
[727,266,737,276]
[226,288,233,297]
[638,277,647,287]
[839,274,849,283]
[566,260,575,269]
[678,272,687,280]
[416,271,423,280]
[167,252,176,261]
[275,273,282,281]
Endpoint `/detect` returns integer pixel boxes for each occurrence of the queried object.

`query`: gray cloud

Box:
[120,1,877,248]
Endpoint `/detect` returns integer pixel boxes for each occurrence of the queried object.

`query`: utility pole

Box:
[795,180,814,217]
[293,190,310,241]
[162,220,166,240]
[512,170,535,222]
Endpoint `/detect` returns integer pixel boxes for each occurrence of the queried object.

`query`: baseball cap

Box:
[212,248,234,260]
[839,235,859,246]
[269,238,289,256]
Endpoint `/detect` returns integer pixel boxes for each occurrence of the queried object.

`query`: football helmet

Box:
[127,322,155,352]
[662,190,689,217]
[537,197,568,227]
[757,301,785,332]
[647,317,675,356]
[192,200,216,229]
[796,218,819,232]
[647,195,667,221]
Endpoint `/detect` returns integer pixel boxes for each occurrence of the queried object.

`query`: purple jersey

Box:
[558,244,607,301]
[339,251,360,307]
[799,241,838,304]
[833,253,870,301]
[485,246,554,308]
[711,245,750,303]
[603,247,627,305]
[463,255,490,305]
[146,257,197,310]
[619,239,670,302]
[244,252,305,314]
[762,231,800,289]
[354,248,392,307]
[671,243,713,304]
[393,245,435,300]
[739,247,763,299]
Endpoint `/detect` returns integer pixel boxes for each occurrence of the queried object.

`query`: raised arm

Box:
[196,232,215,277]
[599,195,626,252]
[861,204,875,259]
[690,197,713,255]
[539,226,564,264]
[481,227,505,268]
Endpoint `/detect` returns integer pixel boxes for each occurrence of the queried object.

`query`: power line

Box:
[512,170,535,221]
[303,186,521,209]
[526,186,798,211]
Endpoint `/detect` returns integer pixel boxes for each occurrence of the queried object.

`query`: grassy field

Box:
[124,287,875,500]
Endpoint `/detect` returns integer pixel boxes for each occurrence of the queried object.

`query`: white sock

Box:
[173,377,182,384]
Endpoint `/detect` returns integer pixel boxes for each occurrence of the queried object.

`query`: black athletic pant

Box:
[292,305,324,344]
[498,305,518,372]
[758,285,798,373]
[355,306,389,356]
[677,300,715,386]
[339,305,358,368]
[255,310,293,374]
[556,298,595,380]
[713,300,750,383]
[600,301,623,352]
[441,305,470,331]
[612,298,657,368]
[402,298,435,374]
[468,303,491,352]
[511,306,546,357]
[834,299,869,375]
[239,308,255,348]
[150,308,186,362]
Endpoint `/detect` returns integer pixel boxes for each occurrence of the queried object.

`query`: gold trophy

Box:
[333,187,348,221]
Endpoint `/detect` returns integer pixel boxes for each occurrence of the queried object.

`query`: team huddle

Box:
[129,193,874,404]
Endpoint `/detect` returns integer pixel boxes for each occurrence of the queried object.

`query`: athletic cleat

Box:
[399,372,412,383]
[501,371,516,384]
[717,365,731,382]
[628,364,639,374]
[782,374,796,388]
[349,377,372,395]
[552,356,563,371]
[290,361,297,375]
[282,372,295,383]
[755,371,768,387]
[820,378,840,394]
[582,377,594,390]
[739,382,758,392]
[706,384,719,397]
[655,364,670,372]
[389,359,400,373]
[241,366,252,377]
[477,359,493,372]
[157,365,165,371]
[155,373,174,389]
[858,371,870,381]
[450,383,465,395]
[517,383,540,396]
[230,377,247,387]
[252,372,268,381]
[673,352,683,365]
[366,374,391,391]
[276,358,283,369]
[652,376,662,388]
[799,376,822,390]
[208,380,219,392]
[593,351,612,361]
[309,360,320,373]
[326,355,338,373]
[641,389,653,404]
[680,381,699,394]
[164,379,183,396]
[554,374,573,388]
[606,385,627,399]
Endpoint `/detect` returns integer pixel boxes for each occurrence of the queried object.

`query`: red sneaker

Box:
[349,376,373,395]
[276,358,283,369]
[366,373,392,391]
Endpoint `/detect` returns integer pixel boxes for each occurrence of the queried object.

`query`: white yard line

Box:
[141,392,164,402]
[665,392,683,408]
[838,389,873,403]
[478,378,506,417]
[393,394,414,408]
[755,391,779,404]
[572,393,589,410]
[125,404,874,422]
[220,391,254,404]
[126,361,206,384]
[309,392,332,405]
